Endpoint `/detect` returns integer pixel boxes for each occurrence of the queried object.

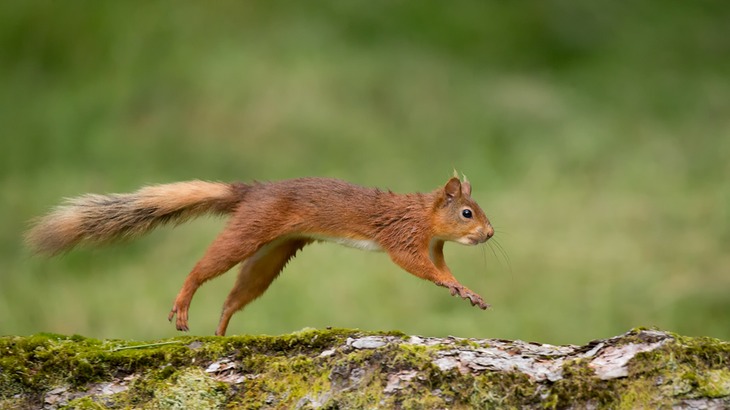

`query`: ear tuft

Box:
[444,177,462,200]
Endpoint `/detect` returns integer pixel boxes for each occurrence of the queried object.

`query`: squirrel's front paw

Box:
[446,284,491,310]
[168,302,190,332]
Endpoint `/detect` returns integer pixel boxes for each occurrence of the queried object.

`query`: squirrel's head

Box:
[432,176,493,245]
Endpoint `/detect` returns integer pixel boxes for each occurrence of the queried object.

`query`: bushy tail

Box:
[26,181,246,255]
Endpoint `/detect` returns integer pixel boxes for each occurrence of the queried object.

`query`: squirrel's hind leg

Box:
[168,227,272,332]
[215,238,311,336]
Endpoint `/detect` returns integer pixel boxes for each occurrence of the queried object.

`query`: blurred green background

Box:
[1,2,728,345]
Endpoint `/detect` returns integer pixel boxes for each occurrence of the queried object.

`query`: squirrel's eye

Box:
[462,209,473,219]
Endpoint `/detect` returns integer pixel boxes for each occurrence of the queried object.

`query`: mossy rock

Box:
[1,328,728,409]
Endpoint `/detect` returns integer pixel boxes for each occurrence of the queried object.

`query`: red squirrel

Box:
[26,176,494,336]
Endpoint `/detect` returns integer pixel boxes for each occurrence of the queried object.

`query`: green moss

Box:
[416,366,542,409]
[234,354,330,408]
[0,397,26,409]
[148,368,228,409]
[0,333,200,397]
[547,358,615,408]
[62,396,107,409]
[392,343,430,369]
[627,332,730,399]
[614,377,666,410]
[697,369,730,397]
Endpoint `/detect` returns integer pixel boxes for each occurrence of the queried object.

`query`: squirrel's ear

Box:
[461,181,472,196]
[444,177,462,200]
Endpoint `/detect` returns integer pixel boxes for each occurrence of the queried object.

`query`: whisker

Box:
[485,241,498,262]
[480,243,489,274]
[485,221,512,276]
[493,239,511,266]
[491,238,513,277]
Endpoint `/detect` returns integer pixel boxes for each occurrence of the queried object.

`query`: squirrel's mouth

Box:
[472,235,490,245]
[457,234,490,246]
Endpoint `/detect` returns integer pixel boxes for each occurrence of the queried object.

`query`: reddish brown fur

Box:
[28,177,494,336]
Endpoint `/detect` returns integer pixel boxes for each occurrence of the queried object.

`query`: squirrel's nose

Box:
[485,224,494,239]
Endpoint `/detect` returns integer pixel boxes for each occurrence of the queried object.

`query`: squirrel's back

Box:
[238,177,430,236]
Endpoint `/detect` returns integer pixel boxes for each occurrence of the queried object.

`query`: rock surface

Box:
[1,328,729,409]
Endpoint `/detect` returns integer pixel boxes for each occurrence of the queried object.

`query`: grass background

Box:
[1,1,728,345]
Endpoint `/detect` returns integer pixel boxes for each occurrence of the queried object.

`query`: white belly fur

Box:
[309,235,383,252]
